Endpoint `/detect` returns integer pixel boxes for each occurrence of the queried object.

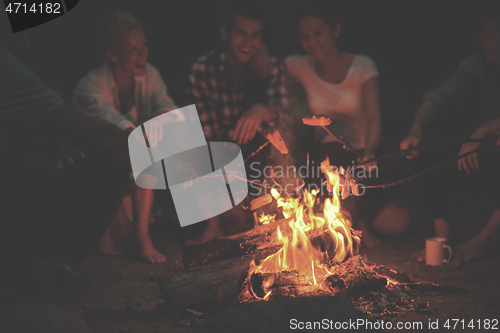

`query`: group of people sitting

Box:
[71,2,499,264]
[1,2,500,312]
[68,3,382,261]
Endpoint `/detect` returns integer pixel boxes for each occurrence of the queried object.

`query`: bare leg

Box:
[97,204,126,255]
[454,209,500,265]
[132,188,166,263]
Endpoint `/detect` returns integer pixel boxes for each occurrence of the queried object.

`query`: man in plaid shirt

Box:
[186,1,288,147]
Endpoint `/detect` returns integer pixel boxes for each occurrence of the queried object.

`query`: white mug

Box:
[426,237,452,266]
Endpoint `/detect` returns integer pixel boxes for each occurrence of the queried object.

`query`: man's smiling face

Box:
[222,14,264,65]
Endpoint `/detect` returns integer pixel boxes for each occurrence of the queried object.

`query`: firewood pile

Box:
[161,220,469,317]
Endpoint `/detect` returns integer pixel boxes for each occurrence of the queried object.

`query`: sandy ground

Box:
[64,211,500,333]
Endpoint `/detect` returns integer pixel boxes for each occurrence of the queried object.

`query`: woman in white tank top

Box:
[285,4,384,248]
[285,5,381,162]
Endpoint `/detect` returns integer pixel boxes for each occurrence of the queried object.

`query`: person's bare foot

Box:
[453,234,488,266]
[138,236,166,263]
[97,229,123,256]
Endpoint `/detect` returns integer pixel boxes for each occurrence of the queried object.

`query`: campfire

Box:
[243,158,361,300]
[161,158,469,317]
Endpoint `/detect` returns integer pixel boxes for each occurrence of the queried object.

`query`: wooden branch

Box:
[182,217,359,268]
[182,218,291,268]
[244,140,270,164]
[353,136,497,168]
[249,256,389,300]
[321,125,361,159]
[371,265,411,284]
[330,256,387,297]
[362,145,488,189]
[353,135,499,188]
[161,247,280,312]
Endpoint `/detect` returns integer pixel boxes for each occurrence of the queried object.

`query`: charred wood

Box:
[162,247,280,311]
[182,218,290,268]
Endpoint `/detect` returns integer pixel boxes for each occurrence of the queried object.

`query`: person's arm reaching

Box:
[458,117,500,173]
[232,58,289,145]
[399,98,441,158]
[400,53,480,158]
[232,102,276,145]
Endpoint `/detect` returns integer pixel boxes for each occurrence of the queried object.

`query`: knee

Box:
[371,203,412,235]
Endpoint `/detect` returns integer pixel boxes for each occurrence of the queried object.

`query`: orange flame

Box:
[257,213,276,225]
[249,158,361,294]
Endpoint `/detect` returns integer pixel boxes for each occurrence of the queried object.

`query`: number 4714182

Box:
[443,319,498,330]
[5,3,61,14]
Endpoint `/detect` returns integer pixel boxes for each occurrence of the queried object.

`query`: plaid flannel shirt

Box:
[186,49,288,141]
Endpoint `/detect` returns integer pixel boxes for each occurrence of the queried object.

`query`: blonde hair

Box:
[99,12,143,55]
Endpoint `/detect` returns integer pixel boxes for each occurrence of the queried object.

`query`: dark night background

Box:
[0,0,495,141]
[2,3,500,331]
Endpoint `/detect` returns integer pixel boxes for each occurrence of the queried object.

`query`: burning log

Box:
[162,248,280,311]
[370,265,411,284]
[248,271,333,299]
[246,256,387,302]
[182,218,291,268]
[327,257,387,297]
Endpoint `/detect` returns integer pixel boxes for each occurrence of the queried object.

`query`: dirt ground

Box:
[65,206,500,333]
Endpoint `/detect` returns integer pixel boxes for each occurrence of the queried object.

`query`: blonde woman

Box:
[73,12,177,263]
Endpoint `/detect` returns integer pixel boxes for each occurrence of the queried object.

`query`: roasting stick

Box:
[320,125,362,159]
[206,172,280,191]
[318,135,499,193]
[353,137,492,169]
[302,115,362,159]
[361,145,488,189]
[243,141,270,164]
[356,138,498,189]
[243,128,289,164]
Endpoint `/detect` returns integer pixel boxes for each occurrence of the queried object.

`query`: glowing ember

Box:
[247,158,361,299]
[256,213,276,225]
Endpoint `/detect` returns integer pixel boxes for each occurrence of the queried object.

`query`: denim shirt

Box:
[427,51,500,125]
[72,62,177,130]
